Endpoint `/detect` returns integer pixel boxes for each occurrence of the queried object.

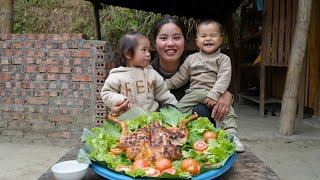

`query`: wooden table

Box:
[39,147,279,180]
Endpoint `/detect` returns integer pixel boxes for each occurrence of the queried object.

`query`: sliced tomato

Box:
[203,131,217,143]
[193,140,208,152]
[180,158,201,175]
[143,167,161,177]
[155,158,172,172]
[132,159,149,170]
[109,148,123,155]
[115,165,131,173]
[161,168,176,175]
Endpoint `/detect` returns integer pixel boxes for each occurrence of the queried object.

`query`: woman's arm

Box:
[211,91,233,120]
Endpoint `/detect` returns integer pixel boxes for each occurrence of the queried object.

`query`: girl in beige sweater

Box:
[101,32,177,113]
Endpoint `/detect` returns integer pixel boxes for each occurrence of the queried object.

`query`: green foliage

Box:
[100,6,162,49]
[13,0,235,50]
[14,0,94,36]
[13,0,201,50]
[13,0,162,49]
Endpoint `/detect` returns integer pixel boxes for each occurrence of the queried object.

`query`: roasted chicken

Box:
[108,113,198,163]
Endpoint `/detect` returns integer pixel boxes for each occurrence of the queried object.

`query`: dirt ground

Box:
[0,104,320,180]
[236,103,320,180]
[0,141,71,180]
[246,140,320,180]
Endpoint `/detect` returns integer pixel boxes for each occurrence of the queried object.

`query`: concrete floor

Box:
[236,104,320,180]
[0,104,320,180]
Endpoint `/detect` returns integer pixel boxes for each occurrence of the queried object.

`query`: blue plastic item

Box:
[90,153,236,180]
[256,0,264,11]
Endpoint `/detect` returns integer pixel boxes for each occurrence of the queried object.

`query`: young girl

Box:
[100,32,178,114]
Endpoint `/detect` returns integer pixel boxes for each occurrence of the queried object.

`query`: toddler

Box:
[165,20,244,152]
[101,32,177,113]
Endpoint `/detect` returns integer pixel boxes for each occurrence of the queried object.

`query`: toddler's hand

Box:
[111,98,130,116]
[204,97,217,108]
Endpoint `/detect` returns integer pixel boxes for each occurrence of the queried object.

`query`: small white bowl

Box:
[52,160,89,180]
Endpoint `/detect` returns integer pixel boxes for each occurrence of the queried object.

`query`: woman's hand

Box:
[204,97,217,109]
[211,91,233,120]
[110,98,131,116]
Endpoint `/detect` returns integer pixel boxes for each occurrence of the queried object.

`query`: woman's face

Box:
[155,23,185,63]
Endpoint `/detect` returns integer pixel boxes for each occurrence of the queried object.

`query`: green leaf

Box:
[124,111,163,132]
[103,121,121,139]
[119,106,146,121]
[187,117,215,134]
[160,106,186,127]
[77,148,91,164]
[125,114,148,132]
[81,128,92,142]
[187,131,203,145]
[126,169,146,178]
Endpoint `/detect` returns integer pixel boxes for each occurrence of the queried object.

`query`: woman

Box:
[110,16,244,152]
[152,16,234,121]
[112,17,231,120]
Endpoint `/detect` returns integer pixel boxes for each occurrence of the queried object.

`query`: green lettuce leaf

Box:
[80,128,92,142]
[125,111,163,132]
[187,117,216,133]
[126,169,146,178]
[204,129,235,167]
[118,106,145,121]
[103,121,121,139]
[182,117,235,170]
[79,121,123,166]
[77,148,91,164]
[186,131,203,146]
[160,106,187,127]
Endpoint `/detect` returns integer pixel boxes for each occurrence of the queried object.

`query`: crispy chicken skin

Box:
[108,113,198,162]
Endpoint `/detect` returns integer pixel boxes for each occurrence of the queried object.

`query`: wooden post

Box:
[0,0,14,33]
[259,58,265,117]
[226,15,237,96]
[279,0,313,135]
[92,2,102,40]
